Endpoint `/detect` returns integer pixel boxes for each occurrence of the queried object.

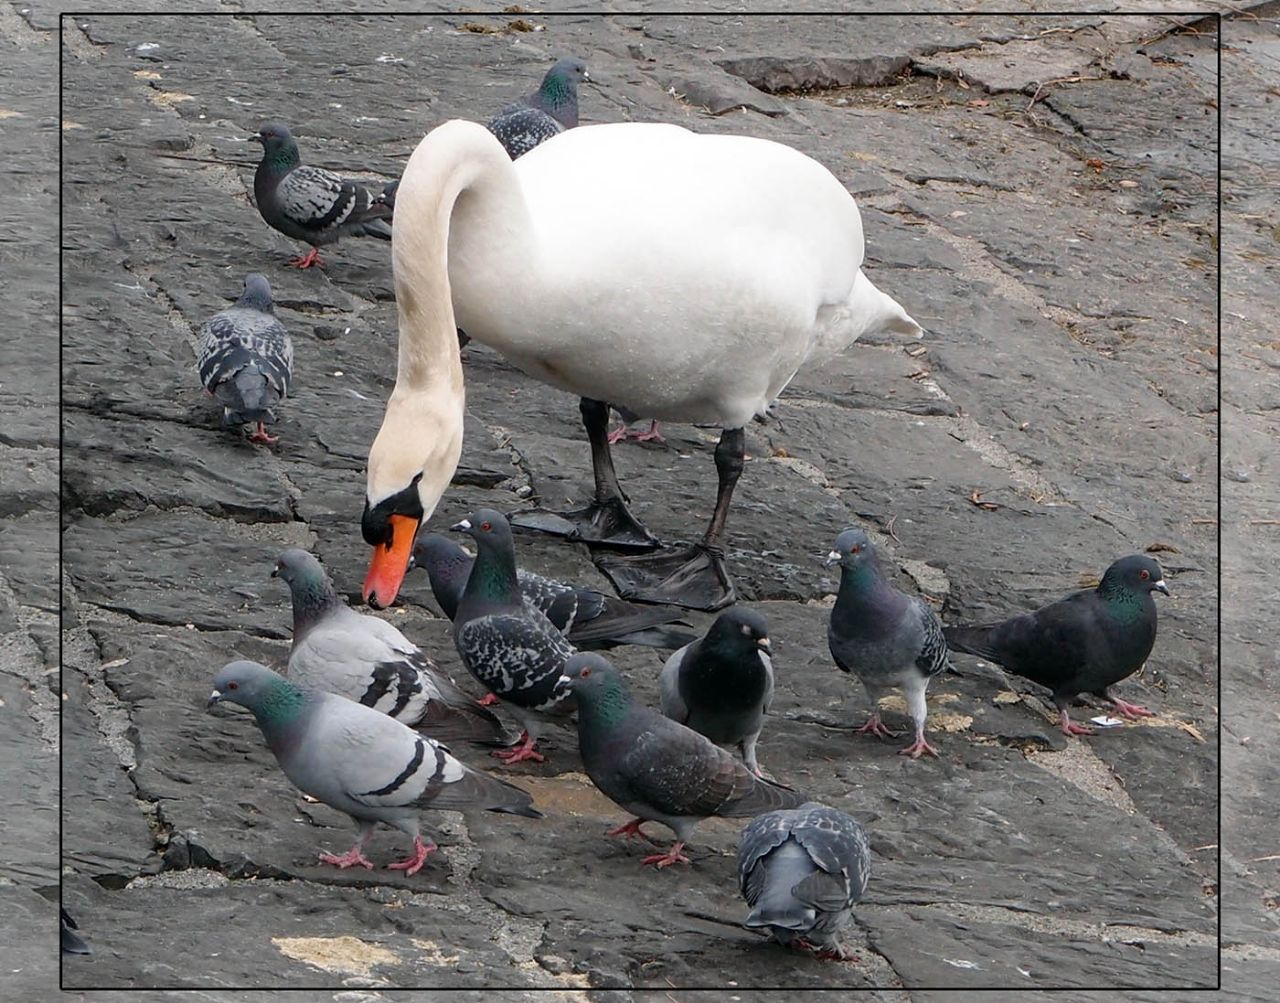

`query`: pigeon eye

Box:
[1140,569,1150,580]
[850,544,861,554]
[480,521,492,532]
[579,667,592,679]
[227,681,239,691]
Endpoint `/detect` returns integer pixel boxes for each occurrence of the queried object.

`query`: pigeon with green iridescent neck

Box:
[272,548,511,747]
[487,57,590,160]
[944,554,1169,736]
[251,121,392,268]
[208,660,541,876]
[826,528,953,759]
[564,652,806,869]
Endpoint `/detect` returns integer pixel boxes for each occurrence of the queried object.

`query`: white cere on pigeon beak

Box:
[458,519,471,530]
[1154,579,1171,596]
[758,637,772,652]
[558,675,572,687]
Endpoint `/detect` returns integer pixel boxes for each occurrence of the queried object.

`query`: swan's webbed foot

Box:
[510,497,660,551]
[595,542,736,612]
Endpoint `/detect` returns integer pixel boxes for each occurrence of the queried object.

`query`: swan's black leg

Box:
[510,397,660,550]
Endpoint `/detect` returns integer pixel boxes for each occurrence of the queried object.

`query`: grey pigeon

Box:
[826,528,952,759]
[208,660,542,875]
[944,554,1169,736]
[251,121,392,269]
[564,652,806,869]
[486,57,590,159]
[61,908,91,955]
[272,548,510,746]
[196,273,293,444]
[451,510,577,765]
[410,532,696,651]
[737,803,870,960]
[659,607,774,775]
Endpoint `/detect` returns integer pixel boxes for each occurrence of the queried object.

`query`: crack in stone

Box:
[75,598,290,641]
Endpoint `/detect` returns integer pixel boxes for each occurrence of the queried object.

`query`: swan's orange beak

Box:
[363,514,419,608]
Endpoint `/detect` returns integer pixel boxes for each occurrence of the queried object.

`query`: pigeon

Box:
[826,528,952,759]
[737,803,870,960]
[409,533,696,651]
[61,908,92,955]
[251,121,392,269]
[608,404,665,445]
[486,57,590,160]
[450,510,577,765]
[659,607,774,775]
[208,660,542,875]
[944,554,1170,736]
[564,652,806,868]
[196,273,293,444]
[272,548,511,746]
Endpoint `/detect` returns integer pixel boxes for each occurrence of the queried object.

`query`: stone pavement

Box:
[0,2,1273,1000]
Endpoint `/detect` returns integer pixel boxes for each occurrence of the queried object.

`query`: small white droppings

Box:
[333,370,344,377]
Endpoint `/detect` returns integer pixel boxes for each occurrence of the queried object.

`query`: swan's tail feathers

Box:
[851,270,924,340]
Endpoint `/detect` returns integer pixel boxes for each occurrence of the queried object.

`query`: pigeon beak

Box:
[450,518,473,533]
[824,550,841,567]
[757,637,772,653]
[363,513,420,609]
[557,674,572,688]
[1153,579,1171,596]
[206,689,223,709]
[583,70,592,83]
[269,565,280,578]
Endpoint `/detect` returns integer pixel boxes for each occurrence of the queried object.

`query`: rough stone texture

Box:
[0,1,1265,1000]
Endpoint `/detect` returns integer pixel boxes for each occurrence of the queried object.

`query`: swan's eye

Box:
[1140,569,1150,580]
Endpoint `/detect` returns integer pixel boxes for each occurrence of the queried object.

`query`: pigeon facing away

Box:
[737,803,870,960]
[196,273,293,444]
[486,57,590,159]
[61,908,91,955]
[451,511,577,765]
[208,660,542,875]
[251,121,392,268]
[659,607,774,775]
[410,533,696,651]
[826,528,952,759]
[944,554,1170,736]
[272,548,510,746]
[565,652,806,869]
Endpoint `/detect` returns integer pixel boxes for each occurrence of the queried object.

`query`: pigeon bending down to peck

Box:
[565,652,806,869]
[208,661,541,875]
[196,273,293,444]
[486,57,590,160]
[659,607,774,775]
[826,528,953,759]
[737,803,871,960]
[251,121,392,268]
[944,554,1169,736]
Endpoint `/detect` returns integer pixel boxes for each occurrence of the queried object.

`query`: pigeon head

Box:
[451,509,515,551]
[706,606,771,657]
[271,548,330,591]
[237,273,275,312]
[543,57,590,102]
[561,653,628,712]
[208,659,297,714]
[408,532,469,576]
[824,528,877,572]
[253,121,297,155]
[1101,555,1170,597]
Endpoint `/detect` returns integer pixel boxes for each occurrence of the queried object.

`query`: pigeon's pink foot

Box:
[899,734,940,759]
[318,845,375,871]
[606,423,628,445]
[607,818,657,844]
[1110,696,1156,720]
[491,731,545,765]
[632,420,666,443]
[854,714,900,740]
[1059,710,1095,736]
[794,937,856,962]
[386,836,437,877]
[247,422,278,444]
[641,841,690,869]
[475,692,500,707]
[288,247,324,269]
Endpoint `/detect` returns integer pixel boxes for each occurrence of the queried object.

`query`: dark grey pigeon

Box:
[196,273,292,444]
[944,554,1169,736]
[273,548,511,747]
[486,57,589,159]
[737,803,870,960]
[451,510,577,766]
[409,533,695,651]
[564,652,806,869]
[659,607,774,775]
[208,660,541,875]
[61,908,91,955]
[825,528,952,759]
[251,121,392,269]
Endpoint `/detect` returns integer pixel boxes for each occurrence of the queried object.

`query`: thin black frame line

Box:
[1213,8,1223,995]
[58,9,66,996]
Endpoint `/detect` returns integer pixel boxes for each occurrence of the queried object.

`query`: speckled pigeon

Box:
[659,607,774,775]
[251,121,392,268]
[272,548,511,747]
[564,652,806,869]
[196,273,293,444]
[208,660,542,875]
[486,57,589,159]
[450,510,577,765]
[737,803,870,960]
[944,554,1169,736]
[826,528,952,759]
[409,533,695,651]
[61,909,91,955]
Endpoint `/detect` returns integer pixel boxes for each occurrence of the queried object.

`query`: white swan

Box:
[363,119,921,610]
